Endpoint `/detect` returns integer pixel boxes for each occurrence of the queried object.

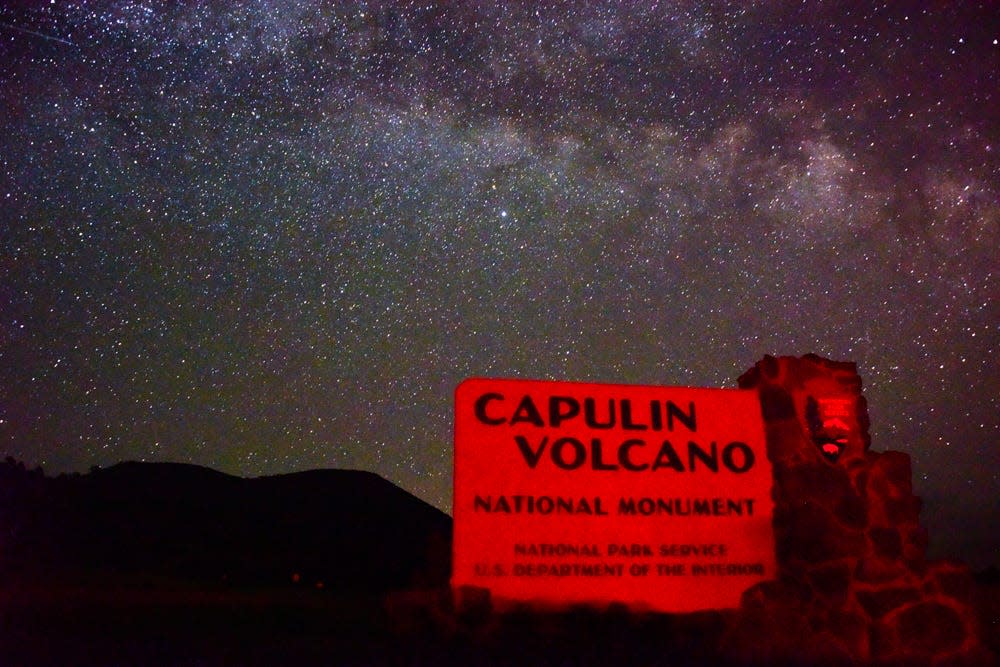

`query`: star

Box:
[0,0,996,569]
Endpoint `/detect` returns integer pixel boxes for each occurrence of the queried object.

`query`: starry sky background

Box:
[1,1,997,568]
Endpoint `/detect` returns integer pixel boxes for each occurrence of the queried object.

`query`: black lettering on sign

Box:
[549,396,580,427]
[552,437,587,470]
[472,394,697,432]
[474,392,505,425]
[513,437,756,473]
[510,395,544,426]
[515,435,548,468]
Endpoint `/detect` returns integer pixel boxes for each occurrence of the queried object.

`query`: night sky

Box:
[1,2,997,568]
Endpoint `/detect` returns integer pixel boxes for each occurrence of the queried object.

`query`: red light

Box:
[453,378,776,612]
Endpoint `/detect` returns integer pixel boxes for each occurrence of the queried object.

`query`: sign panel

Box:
[453,378,775,612]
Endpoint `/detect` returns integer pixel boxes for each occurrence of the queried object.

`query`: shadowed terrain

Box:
[1,458,995,666]
[0,459,451,592]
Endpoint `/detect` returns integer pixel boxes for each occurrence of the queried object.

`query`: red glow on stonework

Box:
[822,417,851,431]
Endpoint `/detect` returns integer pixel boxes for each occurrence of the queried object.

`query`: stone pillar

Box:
[726,354,991,666]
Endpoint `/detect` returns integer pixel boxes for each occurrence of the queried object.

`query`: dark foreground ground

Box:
[2,463,995,665]
[3,578,997,666]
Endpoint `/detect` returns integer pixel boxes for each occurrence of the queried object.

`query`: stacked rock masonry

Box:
[728,355,991,666]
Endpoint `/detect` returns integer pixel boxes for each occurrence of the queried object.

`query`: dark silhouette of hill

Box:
[0,458,451,593]
[3,458,997,666]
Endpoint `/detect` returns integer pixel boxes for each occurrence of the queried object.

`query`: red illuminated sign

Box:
[453,378,775,612]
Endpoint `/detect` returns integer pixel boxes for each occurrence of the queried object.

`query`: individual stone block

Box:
[806,560,854,603]
[926,561,978,606]
[759,385,797,420]
[868,526,903,560]
[893,600,966,655]
[854,584,921,620]
[778,501,866,565]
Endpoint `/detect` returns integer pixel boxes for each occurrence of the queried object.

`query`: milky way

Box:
[1,1,997,567]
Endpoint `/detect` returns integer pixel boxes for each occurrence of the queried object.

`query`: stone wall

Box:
[729,354,991,666]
